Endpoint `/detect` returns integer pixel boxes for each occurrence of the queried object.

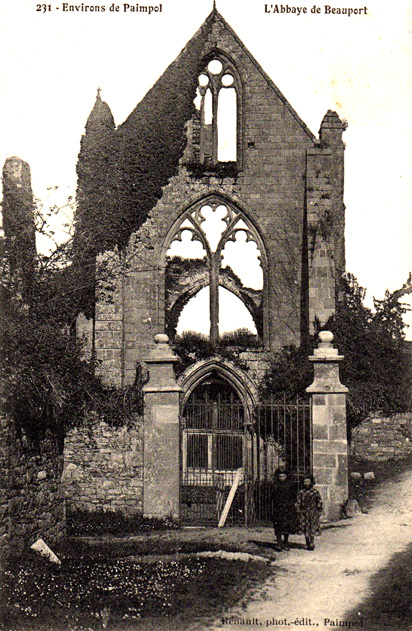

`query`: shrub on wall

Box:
[0,309,143,441]
[173,329,258,375]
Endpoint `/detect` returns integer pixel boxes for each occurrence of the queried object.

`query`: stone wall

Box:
[237,349,272,384]
[63,419,143,515]
[351,414,412,461]
[0,416,65,558]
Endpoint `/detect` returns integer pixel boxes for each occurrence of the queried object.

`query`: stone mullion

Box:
[209,253,220,344]
[212,86,219,165]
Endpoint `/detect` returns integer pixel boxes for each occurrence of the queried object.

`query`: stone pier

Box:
[307,331,349,520]
[142,334,182,519]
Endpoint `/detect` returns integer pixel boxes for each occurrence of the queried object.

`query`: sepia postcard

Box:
[0,1,411,630]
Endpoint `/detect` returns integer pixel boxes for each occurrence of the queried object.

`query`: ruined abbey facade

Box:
[77,8,345,379]
[66,8,348,523]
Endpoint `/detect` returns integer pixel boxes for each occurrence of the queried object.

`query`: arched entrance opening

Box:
[180,369,249,525]
[178,358,312,526]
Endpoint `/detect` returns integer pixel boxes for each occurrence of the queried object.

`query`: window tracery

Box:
[166,197,264,343]
[192,56,239,169]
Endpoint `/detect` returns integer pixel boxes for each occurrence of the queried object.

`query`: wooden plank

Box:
[218,467,243,528]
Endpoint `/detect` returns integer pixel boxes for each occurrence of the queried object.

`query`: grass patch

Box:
[0,549,271,631]
[67,509,179,537]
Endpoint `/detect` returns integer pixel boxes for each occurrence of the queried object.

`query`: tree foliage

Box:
[327,273,411,428]
[259,342,314,401]
[260,273,411,431]
[173,329,257,376]
[0,194,142,443]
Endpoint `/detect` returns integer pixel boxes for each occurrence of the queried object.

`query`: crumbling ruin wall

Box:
[0,415,65,559]
[351,414,412,461]
[62,419,143,515]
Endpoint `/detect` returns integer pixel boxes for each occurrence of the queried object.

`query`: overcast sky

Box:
[1,0,411,336]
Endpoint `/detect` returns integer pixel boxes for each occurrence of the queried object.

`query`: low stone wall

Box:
[351,414,412,461]
[63,419,143,515]
[0,416,65,558]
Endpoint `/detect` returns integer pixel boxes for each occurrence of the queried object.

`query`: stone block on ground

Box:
[30,538,61,564]
[344,499,362,518]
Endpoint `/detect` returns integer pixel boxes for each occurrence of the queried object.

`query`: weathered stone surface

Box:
[344,498,362,517]
[351,414,412,461]
[0,416,65,559]
[63,419,143,516]
[307,332,348,521]
[143,335,182,519]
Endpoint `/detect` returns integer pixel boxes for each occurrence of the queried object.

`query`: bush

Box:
[259,342,314,401]
[260,274,411,432]
[173,329,258,375]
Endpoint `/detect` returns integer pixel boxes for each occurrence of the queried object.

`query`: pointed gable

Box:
[120,9,315,142]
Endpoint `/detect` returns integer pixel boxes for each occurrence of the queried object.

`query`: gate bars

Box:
[250,394,312,524]
[180,393,312,526]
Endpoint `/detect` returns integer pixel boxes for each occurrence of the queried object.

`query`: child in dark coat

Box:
[296,474,323,550]
[272,469,297,550]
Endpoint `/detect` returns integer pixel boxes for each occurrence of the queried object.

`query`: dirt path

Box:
[209,470,412,631]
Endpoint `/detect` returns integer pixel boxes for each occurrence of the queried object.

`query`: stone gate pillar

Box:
[306,331,348,520]
[142,334,183,519]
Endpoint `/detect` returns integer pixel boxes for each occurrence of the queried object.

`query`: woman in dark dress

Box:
[296,474,323,550]
[272,469,297,550]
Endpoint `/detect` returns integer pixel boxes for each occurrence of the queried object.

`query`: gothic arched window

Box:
[192,56,240,170]
[165,197,265,343]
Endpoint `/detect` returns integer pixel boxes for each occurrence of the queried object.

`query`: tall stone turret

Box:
[74,90,116,318]
[319,110,346,284]
[306,111,347,330]
[75,89,116,258]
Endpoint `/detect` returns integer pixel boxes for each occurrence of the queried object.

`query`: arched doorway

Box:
[180,370,248,525]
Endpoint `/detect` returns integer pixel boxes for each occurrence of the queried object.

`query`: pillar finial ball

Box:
[154,333,169,345]
[319,330,334,343]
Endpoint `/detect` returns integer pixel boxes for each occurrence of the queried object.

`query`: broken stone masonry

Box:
[351,413,412,462]
[0,415,66,559]
[1,158,66,558]
[1,8,350,541]
[71,8,348,523]
[76,9,346,383]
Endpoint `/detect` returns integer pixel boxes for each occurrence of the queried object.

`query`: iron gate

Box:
[251,395,312,524]
[180,379,247,525]
[180,377,312,526]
